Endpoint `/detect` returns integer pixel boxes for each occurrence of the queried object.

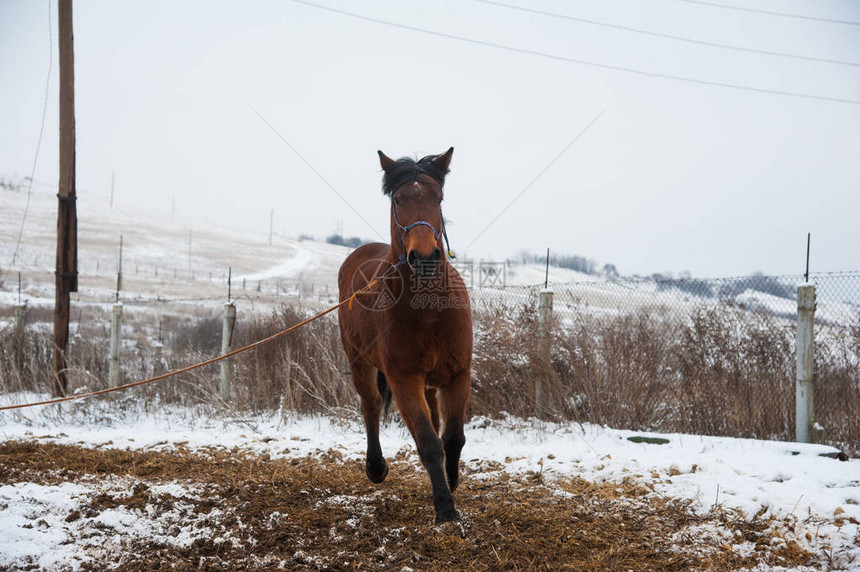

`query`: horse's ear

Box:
[431,147,454,173]
[378,150,396,171]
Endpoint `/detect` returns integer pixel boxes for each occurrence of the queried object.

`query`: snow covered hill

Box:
[1,183,597,310]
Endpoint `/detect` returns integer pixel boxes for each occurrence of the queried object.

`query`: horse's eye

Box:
[394,197,401,206]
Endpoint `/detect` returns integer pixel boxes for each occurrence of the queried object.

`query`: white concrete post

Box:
[537,289,554,418]
[14,303,26,332]
[109,302,123,388]
[795,284,816,443]
[220,301,236,400]
[152,342,164,375]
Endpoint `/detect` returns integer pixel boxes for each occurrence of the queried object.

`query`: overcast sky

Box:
[2,0,859,278]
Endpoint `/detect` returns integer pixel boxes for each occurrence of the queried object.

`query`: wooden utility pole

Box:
[53,0,78,397]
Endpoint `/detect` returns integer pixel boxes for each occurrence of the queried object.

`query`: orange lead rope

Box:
[348,256,408,310]
[0,268,394,412]
[348,277,378,310]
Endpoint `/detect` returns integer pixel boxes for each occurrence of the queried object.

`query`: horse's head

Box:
[378,148,454,273]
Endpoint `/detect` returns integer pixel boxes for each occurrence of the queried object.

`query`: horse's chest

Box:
[386,322,454,375]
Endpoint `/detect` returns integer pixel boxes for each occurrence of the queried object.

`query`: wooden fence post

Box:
[220,301,236,400]
[108,302,122,387]
[795,284,816,443]
[537,289,554,418]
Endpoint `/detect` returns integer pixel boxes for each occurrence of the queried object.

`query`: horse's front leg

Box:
[389,372,459,523]
[350,362,388,483]
[439,370,470,493]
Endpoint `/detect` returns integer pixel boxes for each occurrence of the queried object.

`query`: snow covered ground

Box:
[1,400,858,570]
[3,182,859,569]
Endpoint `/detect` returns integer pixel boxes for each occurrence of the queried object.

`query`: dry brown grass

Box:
[0,440,814,571]
[1,298,857,456]
[470,300,858,456]
[230,305,354,416]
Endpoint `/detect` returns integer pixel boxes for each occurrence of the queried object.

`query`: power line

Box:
[288,0,860,106]
[251,108,386,241]
[679,0,860,26]
[477,0,860,67]
[465,109,606,252]
[5,0,53,281]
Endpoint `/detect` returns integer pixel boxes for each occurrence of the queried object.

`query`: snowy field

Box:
[3,184,859,570]
[1,399,858,571]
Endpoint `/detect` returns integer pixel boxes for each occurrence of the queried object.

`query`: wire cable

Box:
[465,109,606,252]
[5,0,53,283]
[678,0,860,27]
[476,0,860,67]
[252,108,386,241]
[287,0,860,106]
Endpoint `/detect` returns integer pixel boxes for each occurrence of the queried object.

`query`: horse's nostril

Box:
[408,248,442,267]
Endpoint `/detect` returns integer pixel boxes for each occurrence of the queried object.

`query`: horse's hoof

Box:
[365,459,389,484]
[434,508,461,524]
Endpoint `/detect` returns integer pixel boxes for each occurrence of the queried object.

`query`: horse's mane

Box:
[382,154,449,196]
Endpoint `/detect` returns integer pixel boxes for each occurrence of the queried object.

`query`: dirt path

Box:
[0,441,812,571]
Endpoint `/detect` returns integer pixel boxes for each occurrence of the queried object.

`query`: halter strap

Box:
[392,205,443,240]
[392,203,456,259]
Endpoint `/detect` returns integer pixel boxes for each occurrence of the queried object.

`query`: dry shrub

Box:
[0,319,112,396]
[815,317,860,455]
[558,304,797,440]
[230,304,354,416]
[556,308,675,430]
[469,300,543,418]
[672,306,795,439]
[469,296,857,456]
[0,323,53,394]
[169,314,222,354]
[1,294,857,456]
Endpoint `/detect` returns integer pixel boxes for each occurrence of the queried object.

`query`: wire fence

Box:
[1,271,858,455]
[467,271,859,455]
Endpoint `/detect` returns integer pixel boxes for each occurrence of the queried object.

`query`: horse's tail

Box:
[377,370,393,422]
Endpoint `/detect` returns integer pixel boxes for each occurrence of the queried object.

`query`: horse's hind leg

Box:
[425,387,440,434]
[390,374,459,523]
[351,362,388,483]
[439,371,470,493]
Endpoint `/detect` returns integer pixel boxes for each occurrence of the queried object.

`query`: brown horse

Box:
[337,147,472,524]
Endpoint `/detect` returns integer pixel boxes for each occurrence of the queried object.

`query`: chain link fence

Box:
[2,270,858,455]
[468,271,859,456]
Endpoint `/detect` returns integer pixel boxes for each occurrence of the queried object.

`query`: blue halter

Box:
[392,203,455,260]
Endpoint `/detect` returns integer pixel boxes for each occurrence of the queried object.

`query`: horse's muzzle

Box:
[407,247,442,276]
